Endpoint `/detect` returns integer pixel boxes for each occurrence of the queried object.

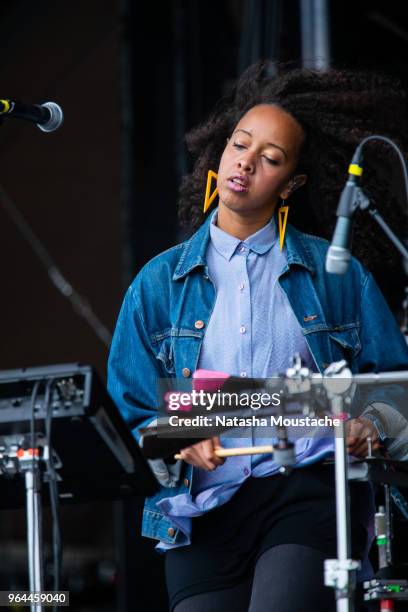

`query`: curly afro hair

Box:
[177,61,408,271]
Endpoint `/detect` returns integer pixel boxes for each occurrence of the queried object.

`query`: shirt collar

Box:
[209,209,277,261]
[173,207,316,281]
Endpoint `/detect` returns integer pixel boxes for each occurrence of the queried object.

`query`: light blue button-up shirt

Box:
[199,209,316,377]
[156,210,337,549]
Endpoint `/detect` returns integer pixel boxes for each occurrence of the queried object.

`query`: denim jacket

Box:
[107,210,408,545]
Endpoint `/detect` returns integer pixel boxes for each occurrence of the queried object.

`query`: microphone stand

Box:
[354,190,408,345]
[355,191,408,264]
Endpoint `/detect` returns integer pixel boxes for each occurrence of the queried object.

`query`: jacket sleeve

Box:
[357,270,408,373]
[107,285,182,486]
[107,285,161,441]
[357,270,408,458]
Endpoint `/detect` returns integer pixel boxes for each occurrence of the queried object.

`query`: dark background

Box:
[1,1,408,610]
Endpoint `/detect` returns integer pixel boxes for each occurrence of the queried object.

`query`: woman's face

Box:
[217,104,305,216]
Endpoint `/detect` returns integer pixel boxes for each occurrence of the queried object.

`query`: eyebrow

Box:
[233,128,288,160]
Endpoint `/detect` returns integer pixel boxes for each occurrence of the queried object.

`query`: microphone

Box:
[325,148,363,274]
[0,99,64,132]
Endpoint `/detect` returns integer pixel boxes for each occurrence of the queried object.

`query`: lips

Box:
[227,174,249,193]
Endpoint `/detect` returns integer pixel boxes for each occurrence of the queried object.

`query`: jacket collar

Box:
[283,223,316,275]
[173,207,316,280]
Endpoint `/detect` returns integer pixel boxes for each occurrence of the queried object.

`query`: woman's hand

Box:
[179,436,225,470]
[345,416,381,458]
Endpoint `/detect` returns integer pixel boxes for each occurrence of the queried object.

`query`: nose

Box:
[237,152,255,173]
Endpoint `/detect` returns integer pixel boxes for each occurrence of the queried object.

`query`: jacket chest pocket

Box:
[328,327,362,364]
[153,329,203,377]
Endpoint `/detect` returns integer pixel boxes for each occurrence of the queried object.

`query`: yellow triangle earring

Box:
[203,170,218,213]
[278,199,289,251]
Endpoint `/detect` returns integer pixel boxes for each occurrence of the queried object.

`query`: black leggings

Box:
[173,543,333,611]
[173,543,370,612]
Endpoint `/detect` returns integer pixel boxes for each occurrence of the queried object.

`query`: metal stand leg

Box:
[25,465,44,612]
[325,397,360,612]
[384,484,393,566]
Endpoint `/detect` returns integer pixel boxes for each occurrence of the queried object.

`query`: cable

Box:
[0,182,112,347]
[356,135,408,214]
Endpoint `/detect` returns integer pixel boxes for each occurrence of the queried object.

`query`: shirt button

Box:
[240,246,245,252]
[239,325,246,334]
[241,371,247,377]
[182,367,191,377]
[238,283,245,291]
[194,320,205,329]
[167,527,175,537]
[183,478,190,487]
[243,467,250,476]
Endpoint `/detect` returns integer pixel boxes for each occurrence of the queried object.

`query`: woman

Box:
[108,63,408,611]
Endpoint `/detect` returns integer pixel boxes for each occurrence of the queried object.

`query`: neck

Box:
[216,203,275,240]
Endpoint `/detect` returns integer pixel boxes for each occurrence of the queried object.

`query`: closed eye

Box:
[263,156,279,166]
[233,143,280,166]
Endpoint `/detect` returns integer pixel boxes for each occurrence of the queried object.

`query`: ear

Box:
[279,174,308,200]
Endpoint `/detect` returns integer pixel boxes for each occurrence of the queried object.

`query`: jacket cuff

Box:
[142,417,182,487]
[362,410,387,442]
